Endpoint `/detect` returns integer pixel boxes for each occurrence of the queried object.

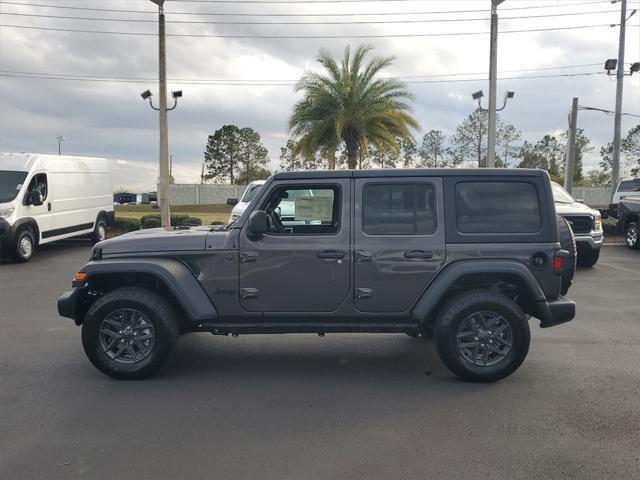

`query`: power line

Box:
[0,9,620,24]
[0,71,606,86]
[0,23,616,38]
[579,106,640,118]
[0,63,605,83]
[0,0,613,17]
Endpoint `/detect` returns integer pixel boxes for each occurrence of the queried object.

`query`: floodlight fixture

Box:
[604,59,618,73]
[172,90,183,99]
[472,90,484,100]
[141,90,152,100]
[505,91,515,99]
[630,62,640,75]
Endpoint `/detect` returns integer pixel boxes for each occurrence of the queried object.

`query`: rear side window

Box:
[618,179,640,192]
[363,183,436,235]
[455,182,541,234]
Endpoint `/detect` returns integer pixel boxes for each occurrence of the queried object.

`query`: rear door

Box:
[354,177,445,313]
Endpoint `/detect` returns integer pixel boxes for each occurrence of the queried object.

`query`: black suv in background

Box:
[58,169,576,383]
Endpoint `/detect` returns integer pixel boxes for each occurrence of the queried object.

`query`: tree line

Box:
[203,44,640,186]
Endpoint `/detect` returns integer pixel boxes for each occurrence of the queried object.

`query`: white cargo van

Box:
[0,153,114,262]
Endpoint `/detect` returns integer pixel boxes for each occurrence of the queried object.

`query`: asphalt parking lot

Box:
[1,242,639,480]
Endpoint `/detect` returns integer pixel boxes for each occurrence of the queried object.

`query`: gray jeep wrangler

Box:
[58,169,576,382]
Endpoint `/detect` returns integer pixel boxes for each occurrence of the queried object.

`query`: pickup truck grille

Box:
[563,215,593,234]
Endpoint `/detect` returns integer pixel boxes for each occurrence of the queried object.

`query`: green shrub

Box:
[113,217,141,232]
[602,218,618,235]
[210,220,226,225]
[141,217,162,229]
[139,214,202,228]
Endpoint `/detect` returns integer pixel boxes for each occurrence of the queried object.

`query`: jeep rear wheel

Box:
[434,290,530,383]
[81,287,179,380]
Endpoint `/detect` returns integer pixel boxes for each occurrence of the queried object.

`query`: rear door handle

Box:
[47,202,51,212]
[356,251,372,263]
[317,250,345,259]
[404,250,433,260]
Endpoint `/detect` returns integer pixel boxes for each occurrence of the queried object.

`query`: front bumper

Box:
[537,296,576,328]
[57,288,83,325]
[575,234,603,249]
[0,217,13,250]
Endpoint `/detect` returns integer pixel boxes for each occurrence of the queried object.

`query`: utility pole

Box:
[564,97,578,194]
[487,0,505,168]
[611,0,627,202]
[150,0,170,227]
[57,136,64,155]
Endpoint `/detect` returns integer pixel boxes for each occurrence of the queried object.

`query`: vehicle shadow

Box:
[160,333,476,388]
[0,238,92,265]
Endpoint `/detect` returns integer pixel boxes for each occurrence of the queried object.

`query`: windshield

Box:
[241,183,264,202]
[0,170,28,203]
[551,182,575,204]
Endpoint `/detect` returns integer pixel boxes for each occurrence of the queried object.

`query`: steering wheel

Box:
[268,210,287,234]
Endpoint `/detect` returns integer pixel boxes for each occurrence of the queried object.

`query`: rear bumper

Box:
[537,296,576,328]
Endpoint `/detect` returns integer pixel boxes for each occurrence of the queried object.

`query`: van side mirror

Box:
[226,197,239,206]
[247,210,267,239]
[28,191,43,206]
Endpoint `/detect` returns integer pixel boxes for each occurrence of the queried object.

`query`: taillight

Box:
[553,255,563,272]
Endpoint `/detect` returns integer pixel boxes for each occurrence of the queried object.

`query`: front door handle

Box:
[317,250,345,259]
[356,251,372,263]
[356,288,373,299]
[47,202,51,212]
[240,251,258,263]
[404,250,433,260]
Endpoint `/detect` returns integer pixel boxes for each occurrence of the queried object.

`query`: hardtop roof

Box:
[273,168,543,181]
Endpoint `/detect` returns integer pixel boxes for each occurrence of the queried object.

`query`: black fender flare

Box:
[96,210,115,227]
[81,258,218,322]
[410,260,546,323]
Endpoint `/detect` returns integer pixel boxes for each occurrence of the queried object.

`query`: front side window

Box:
[363,183,436,235]
[0,170,28,203]
[262,185,339,235]
[24,173,48,203]
[456,182,541,234]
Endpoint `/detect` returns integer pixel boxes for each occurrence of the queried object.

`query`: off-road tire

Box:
[557,215,576,295]
[82,287,179,380]
[626,221,640,250]
[577,248,600,267]
[434,290,530,383]
[90,217,108,244]
[11,227,35,263]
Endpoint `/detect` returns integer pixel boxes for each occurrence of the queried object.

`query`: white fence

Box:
[570,187,610,208]
[168,183,611,208]
[169,184,247,206]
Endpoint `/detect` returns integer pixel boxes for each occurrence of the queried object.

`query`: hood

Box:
[555,201,599,216]
[99,226,212,256]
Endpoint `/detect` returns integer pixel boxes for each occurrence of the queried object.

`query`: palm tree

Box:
[289,45,419,170]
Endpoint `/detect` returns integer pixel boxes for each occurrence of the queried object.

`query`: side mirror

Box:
[247,210,267,239]
[226,197,239,206]
[28,191,43,206]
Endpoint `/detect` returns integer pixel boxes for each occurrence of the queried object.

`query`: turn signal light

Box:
[72,272,88,287]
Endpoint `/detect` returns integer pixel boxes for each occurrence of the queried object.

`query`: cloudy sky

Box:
[1,0,639,191]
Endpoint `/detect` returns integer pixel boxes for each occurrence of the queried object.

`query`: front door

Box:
[22,172,53,241]
[354,177,445,313]
[239,179,351,313]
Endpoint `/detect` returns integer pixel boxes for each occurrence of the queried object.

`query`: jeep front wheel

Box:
[434,290,530,383]
[81,287,179,380]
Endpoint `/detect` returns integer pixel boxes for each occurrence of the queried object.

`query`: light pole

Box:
[147,0,172,228]
[57,136,65,155]
[607,0,637,202]
[471,90,515,166]
[487,0,506,168]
